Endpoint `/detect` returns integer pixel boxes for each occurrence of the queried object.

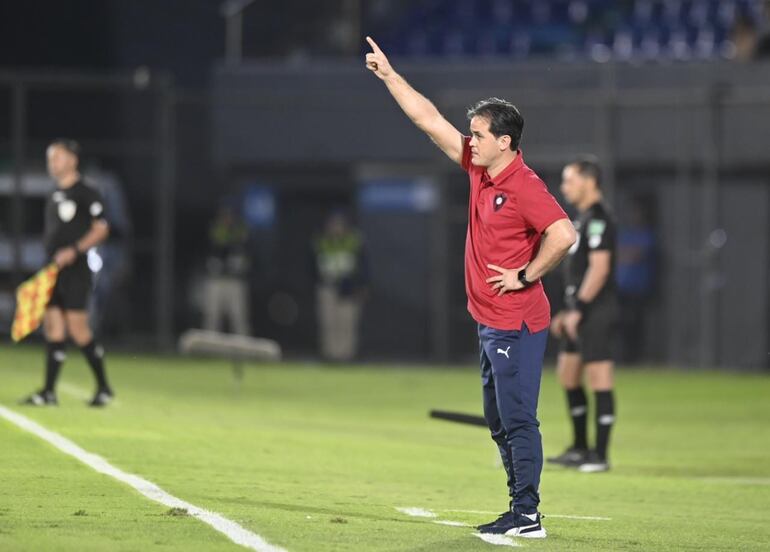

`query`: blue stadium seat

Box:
[365,0,762,61]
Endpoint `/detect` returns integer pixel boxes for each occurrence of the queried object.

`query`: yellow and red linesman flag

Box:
[11,263,59,342]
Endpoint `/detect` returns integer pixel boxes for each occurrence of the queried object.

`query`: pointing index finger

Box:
[366,36,383,54]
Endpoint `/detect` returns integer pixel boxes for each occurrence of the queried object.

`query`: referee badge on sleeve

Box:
[587,219,606,249]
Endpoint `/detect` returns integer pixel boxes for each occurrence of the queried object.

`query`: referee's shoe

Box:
[546,446,588,467]
[20,390,58,406]
[477,511,547,538]
[89,388,114,407]
[577,450,610,473]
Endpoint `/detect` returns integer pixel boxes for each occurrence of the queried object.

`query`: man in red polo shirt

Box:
[366,37,576,538]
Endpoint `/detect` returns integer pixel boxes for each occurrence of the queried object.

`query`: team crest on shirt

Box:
[493,192,507,211]
[58,200,77,222]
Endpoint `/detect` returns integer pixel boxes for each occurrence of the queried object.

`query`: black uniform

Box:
[561,201,618,362]
[44,180,106,310]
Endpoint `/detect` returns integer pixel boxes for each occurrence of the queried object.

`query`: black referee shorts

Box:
[48,262,93,311]
[560,299,619,363]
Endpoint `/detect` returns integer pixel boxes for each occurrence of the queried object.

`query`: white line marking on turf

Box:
[0,403,286,552]
[442,509,497,515]
[435,520,470,527]
[473,533,522,547]
[396,508,471,530]
[546,514,612,521]
[443,509,611,521]
[396,507,437,518]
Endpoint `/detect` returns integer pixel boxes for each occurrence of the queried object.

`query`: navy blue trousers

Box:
[478,323,548,513]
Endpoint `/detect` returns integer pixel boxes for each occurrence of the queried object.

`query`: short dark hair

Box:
[466,98,524,150]
[567,155,602,188]
[49,138,81,159]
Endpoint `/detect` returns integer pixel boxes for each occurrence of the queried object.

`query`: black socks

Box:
[81,340,110,391]
[566,387,588,450]
[595,390,615,461]
[44,341,67,393]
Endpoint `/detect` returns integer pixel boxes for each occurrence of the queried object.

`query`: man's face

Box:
[560,164,589,206]
[46,145,77,180]
[468,116,508,168]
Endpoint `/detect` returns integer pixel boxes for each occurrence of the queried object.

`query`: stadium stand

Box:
[365,0,764,61]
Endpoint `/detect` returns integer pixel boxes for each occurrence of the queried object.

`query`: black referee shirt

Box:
[44,179,106,260]
[562,201,617,307]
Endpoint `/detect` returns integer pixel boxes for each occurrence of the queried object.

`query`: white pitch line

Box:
[546,514,611,521]
[396,507,437,518]
[442,509,498,515]
[443,509,611,521]
[396,508,471,530]
[435,520,471,527]
[0,403,286,552]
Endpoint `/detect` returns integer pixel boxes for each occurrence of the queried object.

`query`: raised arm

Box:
[365,36,464,164]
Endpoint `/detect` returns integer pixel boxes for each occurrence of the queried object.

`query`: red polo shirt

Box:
[462,137,568,332]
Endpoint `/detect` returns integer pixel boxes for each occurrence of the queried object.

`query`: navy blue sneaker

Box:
[478,511,546,538]
[476,510,515,532]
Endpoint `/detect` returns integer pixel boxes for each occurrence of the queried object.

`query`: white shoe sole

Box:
[506,527,547,539]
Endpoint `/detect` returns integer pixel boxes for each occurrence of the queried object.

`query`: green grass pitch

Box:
[1,346,769,551]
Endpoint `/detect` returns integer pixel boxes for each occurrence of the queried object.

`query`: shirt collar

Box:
[482,150,524,187]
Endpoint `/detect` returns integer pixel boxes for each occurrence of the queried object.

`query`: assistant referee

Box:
[548,156,618,472]
[21,139,114,407]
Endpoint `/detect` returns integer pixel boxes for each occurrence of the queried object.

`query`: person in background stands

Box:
[312,210,369,362]
[203,204,251,335]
